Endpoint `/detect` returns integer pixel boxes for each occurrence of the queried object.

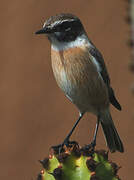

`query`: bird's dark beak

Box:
[35,27,51,35]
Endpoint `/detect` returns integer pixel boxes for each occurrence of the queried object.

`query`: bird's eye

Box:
[62,22,71,31]
[54,21,73,32]
[65,27,71,32]
[54,25,61,32]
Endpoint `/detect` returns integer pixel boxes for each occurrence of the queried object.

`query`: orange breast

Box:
[51,46,109,114]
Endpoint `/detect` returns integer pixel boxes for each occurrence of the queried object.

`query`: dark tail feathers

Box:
[101,111,124,153]
[109,87,122,111]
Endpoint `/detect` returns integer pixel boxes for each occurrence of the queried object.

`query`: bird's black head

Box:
[35,13,84,42]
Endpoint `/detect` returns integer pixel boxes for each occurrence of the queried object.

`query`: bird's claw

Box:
[51,140,78,154]
[82,140,96,152]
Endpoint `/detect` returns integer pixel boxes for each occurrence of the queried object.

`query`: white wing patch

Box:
[91,56,102,73]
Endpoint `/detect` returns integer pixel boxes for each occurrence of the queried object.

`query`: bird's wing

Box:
[89,46,121,111]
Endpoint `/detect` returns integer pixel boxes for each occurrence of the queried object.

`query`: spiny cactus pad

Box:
[37,142,121,180]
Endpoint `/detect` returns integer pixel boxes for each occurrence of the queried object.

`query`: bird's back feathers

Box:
[89,46,122,111]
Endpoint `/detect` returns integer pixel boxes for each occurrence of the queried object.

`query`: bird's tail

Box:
[100,110,124,153]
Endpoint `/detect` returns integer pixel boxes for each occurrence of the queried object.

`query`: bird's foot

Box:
[82,140,96,155]
[51,140,78,154]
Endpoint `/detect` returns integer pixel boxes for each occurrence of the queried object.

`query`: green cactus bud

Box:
[37,143,121,180]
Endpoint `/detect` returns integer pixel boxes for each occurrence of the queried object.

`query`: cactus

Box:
[37,142,121,180]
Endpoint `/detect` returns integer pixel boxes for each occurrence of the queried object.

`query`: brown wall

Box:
[0,0,133,179]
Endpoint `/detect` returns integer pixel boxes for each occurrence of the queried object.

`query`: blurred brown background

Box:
[0,0,134,179]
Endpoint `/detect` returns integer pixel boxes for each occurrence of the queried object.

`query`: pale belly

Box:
[51,47,109,114]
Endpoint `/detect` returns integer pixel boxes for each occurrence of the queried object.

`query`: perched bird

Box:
[35,13,124,153]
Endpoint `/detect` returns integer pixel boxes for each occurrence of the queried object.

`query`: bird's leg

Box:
[52,113,84,153]
[90,116,100,149]
[84,115,100,152]
[62,113,84,145]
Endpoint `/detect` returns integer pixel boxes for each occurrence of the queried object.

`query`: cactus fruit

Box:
[37,142,121,180]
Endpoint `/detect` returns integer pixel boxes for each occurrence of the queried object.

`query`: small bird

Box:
[36,13,124,153]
